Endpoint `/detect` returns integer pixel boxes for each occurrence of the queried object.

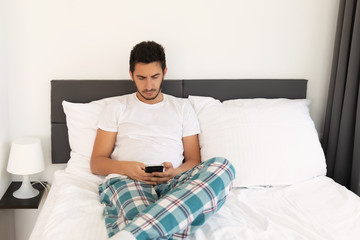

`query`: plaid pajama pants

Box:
[98,157,235,240]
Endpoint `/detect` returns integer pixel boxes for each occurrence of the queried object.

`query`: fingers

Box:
[162,162,173,170]
[137,171,170,184]
[131,162,175,185]
[149,172,171,184]
[139,170,168,184]
[138,162,147,171]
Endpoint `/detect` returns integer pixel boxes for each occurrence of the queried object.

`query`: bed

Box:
[30,79,360,240]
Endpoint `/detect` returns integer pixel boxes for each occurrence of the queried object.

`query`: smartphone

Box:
[145,165,164,173]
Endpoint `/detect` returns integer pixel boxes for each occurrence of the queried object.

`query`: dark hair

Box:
[129,41,166,74]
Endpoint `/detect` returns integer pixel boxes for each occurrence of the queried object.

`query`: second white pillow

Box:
[188,96,327,188]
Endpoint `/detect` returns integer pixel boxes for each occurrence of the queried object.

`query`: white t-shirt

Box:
[98,93,200,169]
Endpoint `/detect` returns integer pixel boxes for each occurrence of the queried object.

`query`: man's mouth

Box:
[143,90,156,95]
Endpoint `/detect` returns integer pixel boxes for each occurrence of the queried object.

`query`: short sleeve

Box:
[97,100,121,132]
[182,101,200,137]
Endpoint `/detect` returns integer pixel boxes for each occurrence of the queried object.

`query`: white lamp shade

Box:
[7,137,45,175]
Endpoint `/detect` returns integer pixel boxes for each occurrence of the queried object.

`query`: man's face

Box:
[130,61,167,104]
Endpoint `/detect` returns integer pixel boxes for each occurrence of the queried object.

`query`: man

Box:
[91,41,235,240]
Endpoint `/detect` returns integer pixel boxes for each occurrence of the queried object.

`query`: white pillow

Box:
[62,96,121,159]
[188,96,327,188]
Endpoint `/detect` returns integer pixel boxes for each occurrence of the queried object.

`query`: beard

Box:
[134,78,164,101]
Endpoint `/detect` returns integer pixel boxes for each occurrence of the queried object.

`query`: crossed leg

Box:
[99,157,235,240]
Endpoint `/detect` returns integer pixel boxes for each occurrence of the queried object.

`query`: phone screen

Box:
[145,165,164,173]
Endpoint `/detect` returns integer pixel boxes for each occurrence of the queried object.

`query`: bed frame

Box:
[51,79,307,164]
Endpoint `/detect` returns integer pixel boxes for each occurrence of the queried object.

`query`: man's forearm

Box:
[176,157,201,175]
[91,157,159,185]
[90,156,126,176]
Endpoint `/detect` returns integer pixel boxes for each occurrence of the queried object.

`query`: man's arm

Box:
[90,129,157,184]
[177,134,201,172]
[152,134,201,183]
[90,129,118,175]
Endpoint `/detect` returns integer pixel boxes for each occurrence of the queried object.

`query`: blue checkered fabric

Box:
[99,157,235,240]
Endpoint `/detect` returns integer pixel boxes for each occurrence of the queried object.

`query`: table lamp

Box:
[6,137,45,199]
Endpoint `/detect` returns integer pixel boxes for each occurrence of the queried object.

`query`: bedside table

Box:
[0,181,47,209]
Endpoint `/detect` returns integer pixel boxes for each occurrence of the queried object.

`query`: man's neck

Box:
[136,92,164,104]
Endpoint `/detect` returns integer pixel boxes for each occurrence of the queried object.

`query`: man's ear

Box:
[163,67,168,78]
[129,70,134,81]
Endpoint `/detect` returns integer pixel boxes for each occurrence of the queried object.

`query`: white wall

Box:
[3,0,339,239]
[0,0,10,198]
[0,0,14,239]
[4,0,339,184]
[5,0,339,180]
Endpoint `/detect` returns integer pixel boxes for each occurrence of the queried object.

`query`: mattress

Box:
[30,154,360,240]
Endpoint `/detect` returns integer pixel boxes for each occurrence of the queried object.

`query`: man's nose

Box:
[145,78,152,90]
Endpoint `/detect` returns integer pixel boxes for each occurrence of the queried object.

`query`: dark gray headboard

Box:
[51,79,307,163]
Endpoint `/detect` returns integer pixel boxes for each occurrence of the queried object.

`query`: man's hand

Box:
[151,162,181,184]
[150,134,201,184]
[122,161,160,185]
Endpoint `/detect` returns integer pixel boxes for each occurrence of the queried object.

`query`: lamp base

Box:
[12,175,39,199]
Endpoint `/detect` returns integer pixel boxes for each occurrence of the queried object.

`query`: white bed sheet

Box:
[30,155,360,240]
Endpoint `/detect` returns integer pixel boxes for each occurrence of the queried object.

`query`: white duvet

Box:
[30,155,360,240]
